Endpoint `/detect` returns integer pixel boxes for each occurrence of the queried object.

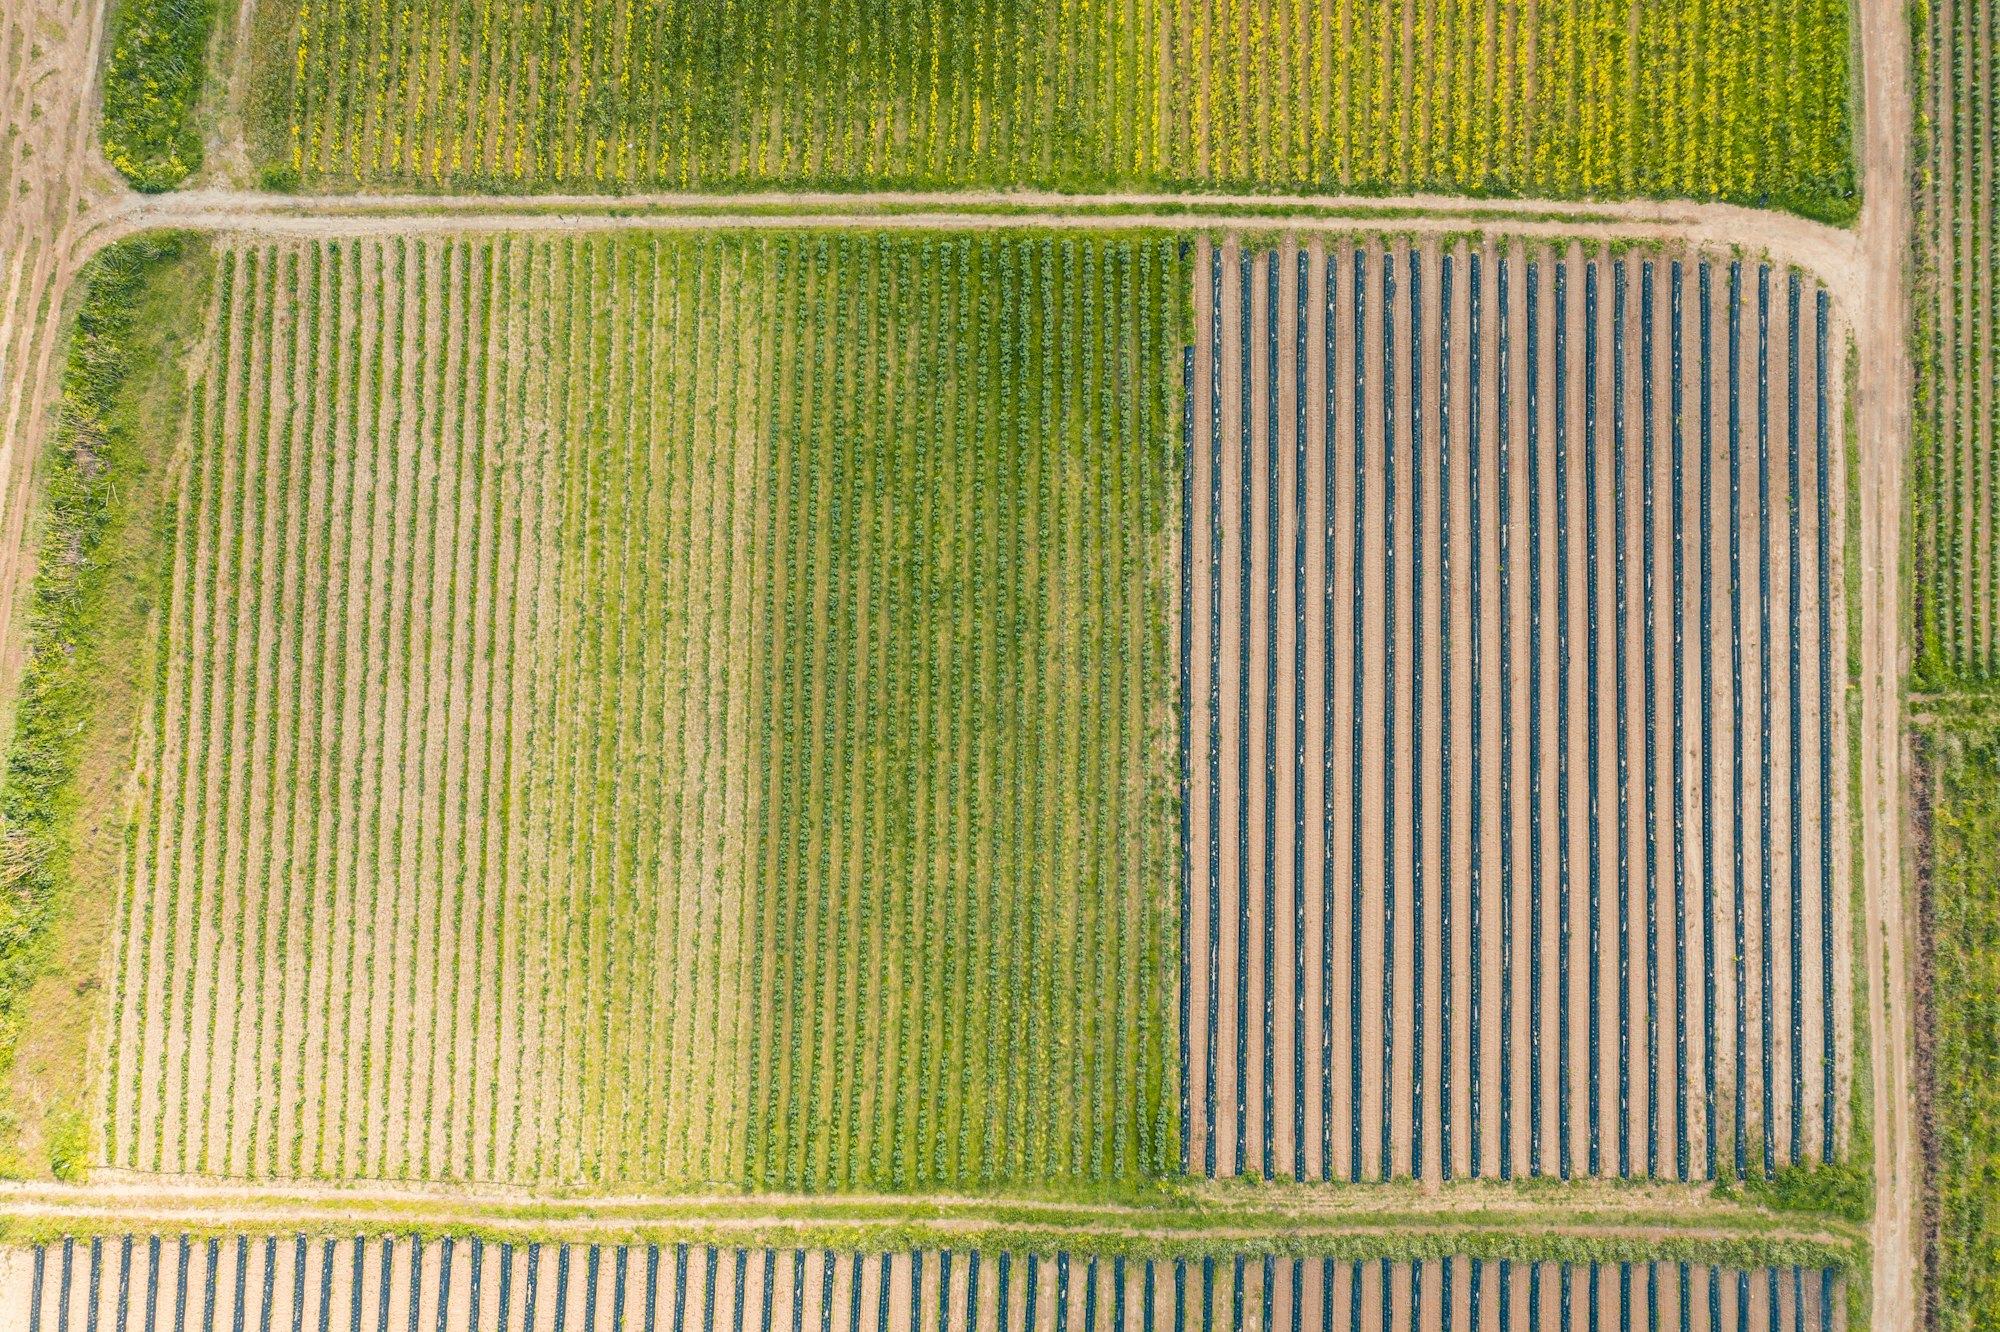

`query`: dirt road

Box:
[1848,0,1920,1331]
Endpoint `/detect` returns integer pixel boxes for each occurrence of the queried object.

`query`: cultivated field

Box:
[1914,725,2000,1332]
[1180,239,1850,1183]
[252,0,1852,212]
[1913,0,1999,685]
[0,1238,1846,1332]
[99,231,1186,1189]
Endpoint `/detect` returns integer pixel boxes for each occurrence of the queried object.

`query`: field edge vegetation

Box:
[0,233,208,1178]
[1913,719,2000,1332]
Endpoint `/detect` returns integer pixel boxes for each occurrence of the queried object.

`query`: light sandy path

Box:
[1850,0,1920,1314]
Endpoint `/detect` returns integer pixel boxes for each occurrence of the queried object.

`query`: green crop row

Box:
[1911,0,2000,687]
[1917,723,2000,1332]
[96,229,1186,1192]
[739,232,1187,1190]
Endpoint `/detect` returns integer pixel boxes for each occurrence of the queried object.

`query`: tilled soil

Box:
[1184,237,1849,1184]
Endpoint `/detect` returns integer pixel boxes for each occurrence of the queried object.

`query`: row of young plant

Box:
[15,1236,1849,1332]
[105,235,800,1186]
[740,234,1186,1190]
[1181,242,1844,1184]
[268,0,1852,214]
[1911,0,2000,684]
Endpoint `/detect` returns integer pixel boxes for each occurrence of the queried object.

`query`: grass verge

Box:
[1911,718,2000,1332]
[0,233,207,1177]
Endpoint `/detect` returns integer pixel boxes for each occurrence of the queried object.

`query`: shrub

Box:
[100,0,216,190]
[1744,1158,1873,1223]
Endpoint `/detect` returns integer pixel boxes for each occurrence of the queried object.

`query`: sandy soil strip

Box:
[1414,237,1446,1186]
[1444,239,1476,1185]
[1217,240,1248,1179]
[1502,239,1533,1184]
[1536,243,1567,1178]
[1247,244,1274,1183]
[1353,241,1390,1184]
[1387,242,1419,1185]
[1327,241,1360,1186]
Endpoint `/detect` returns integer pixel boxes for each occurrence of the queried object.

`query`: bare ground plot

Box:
[1,1240,1847,1332]
[1183,237,1851,1183]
